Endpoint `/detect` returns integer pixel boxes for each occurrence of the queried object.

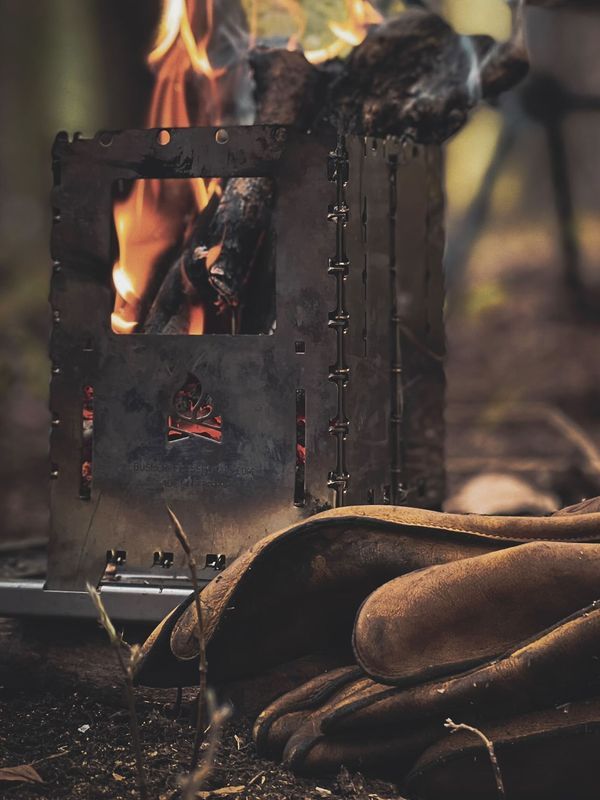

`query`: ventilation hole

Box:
[99,132,113,147]
[106,549,126,566]
[153,551,174,568]
[382,484,391,504]
[205,554,227,570]
[157,129,171,146]
[367,488,375,504]
[79,385,94,500]
[294,389,306,507]
[295,341,306,354]
[167,373,223,444]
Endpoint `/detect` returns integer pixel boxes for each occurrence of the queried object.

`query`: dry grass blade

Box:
[196,786,245,798]
[445,718,505,799]
[167,505,209,768]
[86,583,148,800]
[179,689,233,800]
[0,764,44,784]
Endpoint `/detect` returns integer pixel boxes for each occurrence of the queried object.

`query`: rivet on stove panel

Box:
[52,259,62,273]
[50,465,59,479]
[51,364,61,376]
[53,310,61,324]
[51,415,60,428]
[215,128,229,144]
[157,129,171,146]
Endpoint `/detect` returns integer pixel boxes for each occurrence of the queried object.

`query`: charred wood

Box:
[142,195,218,334]
[142,178,275,332]
[250,48,331,127]
[205,176,275,308]
[320,9,528,143]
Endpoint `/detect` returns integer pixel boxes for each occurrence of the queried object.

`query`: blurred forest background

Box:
[0,0,599,545]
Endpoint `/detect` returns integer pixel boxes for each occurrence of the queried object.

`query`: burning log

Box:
[247,9,528,144]
[131,5,530,334]
[325,8,527,142]
[142,194,219,334]
[203,176,275,310]
[142,178,275,333]
[250,48,330,127]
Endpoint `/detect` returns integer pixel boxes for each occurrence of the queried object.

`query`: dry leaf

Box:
[112,772,126,781]
[0,764,44,784]
[316,789,333,797]
[196,786,245,798]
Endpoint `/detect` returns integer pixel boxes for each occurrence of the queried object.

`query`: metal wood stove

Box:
[0,124,445,620]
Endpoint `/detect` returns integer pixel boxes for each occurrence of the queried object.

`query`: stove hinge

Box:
[326,134,350,507]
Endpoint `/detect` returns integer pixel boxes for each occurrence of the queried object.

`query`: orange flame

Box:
[112,0,383,335]
[111,0,224,334]
[188,304,206,334]
[280,0,381,64]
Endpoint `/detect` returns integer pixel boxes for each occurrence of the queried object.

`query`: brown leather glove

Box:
[253,544,600,797]
[136,504,600,689]
[136,502,600,798]
[254,566,600,771]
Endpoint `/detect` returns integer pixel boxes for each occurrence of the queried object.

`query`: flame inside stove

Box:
[111,0,384,335]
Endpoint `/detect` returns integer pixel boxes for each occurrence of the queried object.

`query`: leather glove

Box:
[136,504,600,689]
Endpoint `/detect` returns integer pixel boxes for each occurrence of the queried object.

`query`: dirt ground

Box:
[0,619,400,800]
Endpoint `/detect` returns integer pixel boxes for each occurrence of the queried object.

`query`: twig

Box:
[167,506,208,768]
[86,584,148,800]
[445,718,505,799]
[179,689,233,800]
[31,750,71,766]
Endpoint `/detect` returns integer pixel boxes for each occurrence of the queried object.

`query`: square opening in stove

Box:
[110,175,276,336]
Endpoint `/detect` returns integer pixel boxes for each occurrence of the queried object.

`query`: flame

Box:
[112,0,224,335]
[112,0,384,335]
[298,0,382,65]
[188,304,206,334]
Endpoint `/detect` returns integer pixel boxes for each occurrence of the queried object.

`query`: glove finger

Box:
[406,697,600,800]
[354,541,600,685]
[253,665,361,757]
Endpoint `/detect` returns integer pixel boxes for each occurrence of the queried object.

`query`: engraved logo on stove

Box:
[167,373,222,444]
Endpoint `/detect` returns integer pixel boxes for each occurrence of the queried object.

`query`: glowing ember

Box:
[188,304,206,335]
